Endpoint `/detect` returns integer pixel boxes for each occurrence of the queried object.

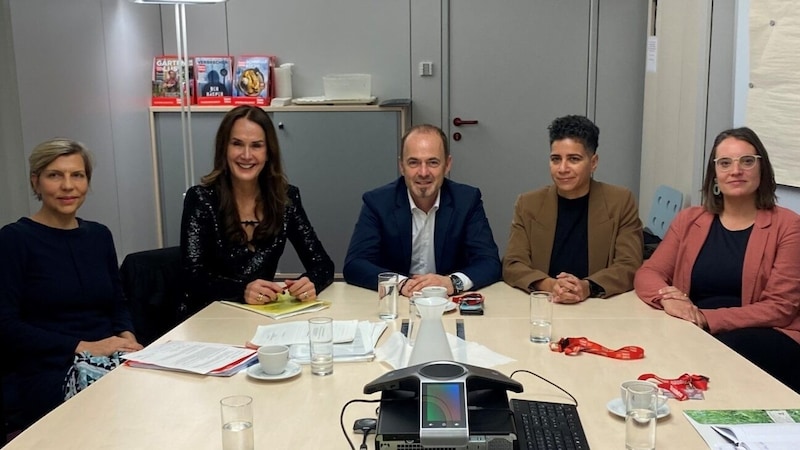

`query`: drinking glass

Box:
[220,395,254,450]
[529,291,553,343]
[308,317,334,376]
[378,272,399,319]
[625,383,657,450]
[408,291,423,346]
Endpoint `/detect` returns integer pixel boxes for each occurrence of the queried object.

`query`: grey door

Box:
[446,1,592,257]
[446,1,647,259]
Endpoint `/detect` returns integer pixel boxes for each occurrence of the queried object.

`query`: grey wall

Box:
[0,0,28,226]
[5,0,163,258]
[159,0,411,103]
[2,0,651,264]
[593,0,647,193]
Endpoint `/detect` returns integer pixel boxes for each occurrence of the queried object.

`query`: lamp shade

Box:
[130,0,228,4]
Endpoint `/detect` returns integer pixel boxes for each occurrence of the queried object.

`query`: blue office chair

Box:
[645,185,683,240]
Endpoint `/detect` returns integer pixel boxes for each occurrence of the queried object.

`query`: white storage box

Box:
[323,73,371,100]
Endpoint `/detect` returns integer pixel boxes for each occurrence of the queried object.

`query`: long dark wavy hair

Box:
[701,127,776,214]
[201,105,288,244]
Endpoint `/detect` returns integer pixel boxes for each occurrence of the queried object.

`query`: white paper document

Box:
[248,319,359,346]
[289,321,387,363]
[375,331,515,369]
[121,341,256,375]
[711,423,800,449]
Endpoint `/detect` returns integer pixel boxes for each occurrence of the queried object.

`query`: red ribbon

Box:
[637,373,709,401]
[549,337,644,360]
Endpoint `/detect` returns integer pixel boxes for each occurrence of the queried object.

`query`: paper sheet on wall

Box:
[746,1,800,187]
[646,36,658,73]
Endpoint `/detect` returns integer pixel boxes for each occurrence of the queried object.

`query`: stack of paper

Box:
[248,320,387,363]
[121,341,257,376]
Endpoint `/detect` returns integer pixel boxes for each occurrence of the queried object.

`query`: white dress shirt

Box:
[406,190,473,291]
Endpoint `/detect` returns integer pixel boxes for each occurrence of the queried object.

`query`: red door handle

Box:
[453,117,479,127]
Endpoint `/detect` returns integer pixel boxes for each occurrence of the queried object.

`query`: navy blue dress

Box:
[0,217,135,428]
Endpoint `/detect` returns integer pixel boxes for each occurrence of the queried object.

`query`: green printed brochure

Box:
[684,409,800,449]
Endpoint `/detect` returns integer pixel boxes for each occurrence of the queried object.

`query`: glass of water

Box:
[378,272,399,319]
[529,291,553,343]
[625,383,658,450]
[308,317,334,376]
[220,395,254,450]
[408,291,423,346]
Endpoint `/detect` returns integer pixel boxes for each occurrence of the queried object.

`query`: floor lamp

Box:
[132,0,230,193]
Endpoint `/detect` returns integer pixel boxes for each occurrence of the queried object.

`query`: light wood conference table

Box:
[7,282,800,449]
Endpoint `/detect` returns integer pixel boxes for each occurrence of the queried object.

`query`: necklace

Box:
[241,220,260,227]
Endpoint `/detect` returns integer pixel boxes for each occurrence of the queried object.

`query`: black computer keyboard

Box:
[510,399,590,450]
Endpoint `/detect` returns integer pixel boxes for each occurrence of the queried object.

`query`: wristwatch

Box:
[587,280,606,298]
[449,274,464,295]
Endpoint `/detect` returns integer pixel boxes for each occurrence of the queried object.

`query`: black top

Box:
[690,215,752,309]
[0,217,135,427]
[548,193,589,278]
[180,184,334,309]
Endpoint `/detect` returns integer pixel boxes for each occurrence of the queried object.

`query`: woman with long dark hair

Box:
[181,105,333,310]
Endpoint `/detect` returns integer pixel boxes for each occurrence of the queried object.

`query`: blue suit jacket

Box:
[343,177,501,290]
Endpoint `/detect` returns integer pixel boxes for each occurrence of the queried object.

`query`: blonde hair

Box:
[29,138,93,199]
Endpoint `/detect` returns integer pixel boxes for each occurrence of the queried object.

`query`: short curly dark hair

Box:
[548,115,599,153]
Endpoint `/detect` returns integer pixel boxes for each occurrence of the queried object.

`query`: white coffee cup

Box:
[620,380,667,408]
[421,286,448,298]
[258,344,289,375]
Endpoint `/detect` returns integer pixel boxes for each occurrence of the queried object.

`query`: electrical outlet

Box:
[419,61,434,77]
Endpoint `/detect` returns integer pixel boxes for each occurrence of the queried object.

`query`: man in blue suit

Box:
[343,124,501,296]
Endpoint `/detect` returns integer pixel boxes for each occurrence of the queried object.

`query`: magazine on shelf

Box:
[121,340,257,376]
[220,296,331,320]
[684,409,800,449]
[194,55,233,105]
[151,55,194,106]
[232,55,276,105]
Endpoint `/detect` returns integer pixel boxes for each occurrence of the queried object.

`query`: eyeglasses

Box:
[714,155,761,171]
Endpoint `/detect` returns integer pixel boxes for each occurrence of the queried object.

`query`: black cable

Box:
[510,369,579,407]
[359,430,370,450]
[339,398,382,450]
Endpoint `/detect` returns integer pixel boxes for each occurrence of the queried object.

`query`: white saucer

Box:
[415,302,457,316]
[246,361,301,381]
[606,397,670,419]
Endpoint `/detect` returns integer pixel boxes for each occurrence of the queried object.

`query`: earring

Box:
[712,179,721,196]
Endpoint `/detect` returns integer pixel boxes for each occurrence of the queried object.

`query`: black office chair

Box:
[1,373,6,447]
[119,246,188,346]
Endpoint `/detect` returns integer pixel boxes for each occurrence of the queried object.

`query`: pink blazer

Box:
[634,206,800,344]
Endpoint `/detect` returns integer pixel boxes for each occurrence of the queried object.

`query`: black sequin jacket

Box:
[180,184,334,309]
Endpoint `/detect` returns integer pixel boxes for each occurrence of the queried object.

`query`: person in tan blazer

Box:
[503,115,643,303]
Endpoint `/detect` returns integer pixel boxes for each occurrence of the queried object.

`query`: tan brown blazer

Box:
[503,180,644,297]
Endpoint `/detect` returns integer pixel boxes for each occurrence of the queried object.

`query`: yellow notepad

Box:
[220,297,331,320]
